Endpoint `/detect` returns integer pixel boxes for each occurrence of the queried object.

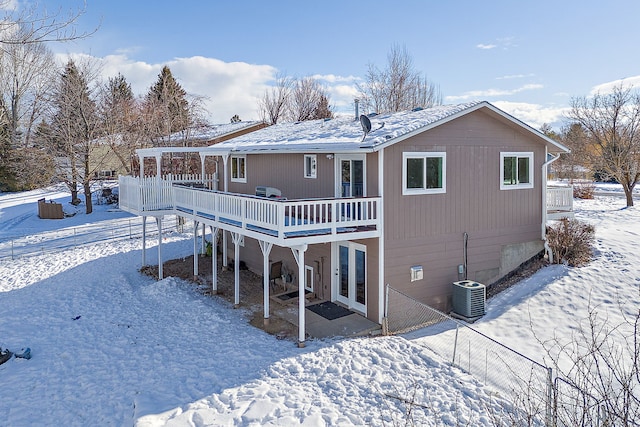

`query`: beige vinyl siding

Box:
[226,152,380,199]
[226,152,335,198]
[383,109,545,312]
[227,234,380,321]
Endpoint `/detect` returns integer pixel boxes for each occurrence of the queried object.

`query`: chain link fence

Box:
[0,215,184,260]
[384,285,553,426]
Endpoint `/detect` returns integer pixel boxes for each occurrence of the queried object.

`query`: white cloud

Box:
[50,53,364,124]
[496,73,535,80]
[55,53,277,123]
[492,101,568,129]
[477,37,517,51]
[312,74,361,84]
[445,83,543,101]
[589,76,640,96]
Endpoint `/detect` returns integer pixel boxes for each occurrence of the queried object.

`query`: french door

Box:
[335,155,365,198]
[334,241,367,314]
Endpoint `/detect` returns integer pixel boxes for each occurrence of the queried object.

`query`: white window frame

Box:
[402,152,446,195]
[230,154,246,183]
[304,154,317,179]
[500,152,534,190]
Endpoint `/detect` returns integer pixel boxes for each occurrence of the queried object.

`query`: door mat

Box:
[307,301,354,321]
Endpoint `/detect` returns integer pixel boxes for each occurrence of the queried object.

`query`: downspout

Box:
[378,148,385,325]
[542,149,560,263]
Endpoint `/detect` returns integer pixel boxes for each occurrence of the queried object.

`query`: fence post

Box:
[546,367,554,427]
[452,323,459,366]
[382,284,390,335]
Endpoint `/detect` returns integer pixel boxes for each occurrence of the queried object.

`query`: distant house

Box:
[119,101,572,346]
[92,121,268,179]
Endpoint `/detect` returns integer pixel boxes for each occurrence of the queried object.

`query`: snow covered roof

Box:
[159,121,265,144]
[201,101,569,155]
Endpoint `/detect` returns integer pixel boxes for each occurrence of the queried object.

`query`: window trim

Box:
[500,152,534,190]
[230,154,247,183]
[304,154,317,179]
[402,151,446,195]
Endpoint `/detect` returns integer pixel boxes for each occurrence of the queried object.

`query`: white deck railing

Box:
[119,176,381,241]
[547,186,574,219]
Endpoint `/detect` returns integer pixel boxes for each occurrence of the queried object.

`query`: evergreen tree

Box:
[104,73,134,125]
[0,99,16,191]
[230,114,241,123]
[144,65,190,140]
[100,73,139,174]
[312,94,333,120]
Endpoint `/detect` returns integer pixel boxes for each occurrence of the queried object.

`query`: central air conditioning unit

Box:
[452,280,486,319]
[255,186,282,198]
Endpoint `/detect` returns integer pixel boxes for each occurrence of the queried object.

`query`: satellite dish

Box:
[359,114,372,141]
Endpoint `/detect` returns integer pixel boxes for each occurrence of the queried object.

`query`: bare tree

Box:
[259,73,293,125]
[557,123,590,182]
[259,74,333,124]
[568,85,640,207]
[0,24,56,147]
[536,302,640,426]
[0,1,94,47]
[359,45,442,114]
[288,76,333,121]
[48,58,101,213]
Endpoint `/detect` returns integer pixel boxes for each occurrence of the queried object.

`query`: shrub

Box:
[573,182,595,199]
[546,219,595,266]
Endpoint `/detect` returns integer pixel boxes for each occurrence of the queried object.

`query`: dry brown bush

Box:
[573,182,595,199]
[546,219,595,266]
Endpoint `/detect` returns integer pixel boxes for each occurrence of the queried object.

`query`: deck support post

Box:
[142,216,147,267]
[259,241,274,325]
[291,244,308,348]
[211,226,219,294]
[156,216,163,280]
[222,232,228,268]
[201,222,206,254]
[193,220,199,279]
[231,232,242,307]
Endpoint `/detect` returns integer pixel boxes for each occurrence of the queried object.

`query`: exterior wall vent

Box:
[255,186,282,198]
[452,280,486,318]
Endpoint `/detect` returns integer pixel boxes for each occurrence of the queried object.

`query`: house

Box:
[91,121,268,179]
[118,101,572,347]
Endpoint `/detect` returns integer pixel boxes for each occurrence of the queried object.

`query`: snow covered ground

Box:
[0,184,638,426]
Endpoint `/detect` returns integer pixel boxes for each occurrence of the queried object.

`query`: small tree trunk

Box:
[71,182,78,204]
[624,187,634,207]
[84,182,93,214]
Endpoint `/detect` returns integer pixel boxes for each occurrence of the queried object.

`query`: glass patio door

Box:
[335,241,367,314]
[336,155,365,198]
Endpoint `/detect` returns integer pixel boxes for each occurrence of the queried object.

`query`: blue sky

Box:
[23,0,640,128]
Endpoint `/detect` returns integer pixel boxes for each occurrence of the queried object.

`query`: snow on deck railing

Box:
[547,186,573,212]
[119,176,381,240]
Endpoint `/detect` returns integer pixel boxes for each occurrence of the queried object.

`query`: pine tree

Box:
[312,94,333,120]
[100,73,139,174]
[104,73,134,125]
[144,65,190,139]
[0,99,16,191]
